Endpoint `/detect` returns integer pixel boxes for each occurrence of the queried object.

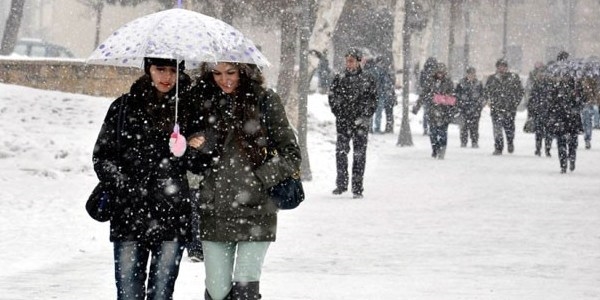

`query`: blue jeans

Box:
[114,241,185,300]
[202,241,270,300]
[582,104,594,142]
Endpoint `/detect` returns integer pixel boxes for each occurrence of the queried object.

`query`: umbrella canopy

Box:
[86,8,270,69]
[546,56,600,79]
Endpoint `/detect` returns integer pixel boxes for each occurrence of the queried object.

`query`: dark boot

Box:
[231,282,261,300]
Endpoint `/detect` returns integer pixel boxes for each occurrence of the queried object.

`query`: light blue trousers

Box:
[202,241,270,300]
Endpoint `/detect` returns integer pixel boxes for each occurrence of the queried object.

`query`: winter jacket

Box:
[415,76,455,127]
[328,67,377,129]
[484,72,524,116]
[189,81,301,242]
[93,75,197,243]
[526,77,553,121]
[455,77,484,118]
[546,77,583,136]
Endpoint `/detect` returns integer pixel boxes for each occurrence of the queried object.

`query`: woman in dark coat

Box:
[188,62,301,300]
[526,67,554,157]
[413,62,456,159]
[546,75,583,173]
[93,57,197,299]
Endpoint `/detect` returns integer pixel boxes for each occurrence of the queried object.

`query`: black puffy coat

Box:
[93,75,196,243]
[328,67,377,128]
[484,72,524,115]
[455,77,484,118]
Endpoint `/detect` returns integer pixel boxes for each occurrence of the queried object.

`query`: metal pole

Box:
[502,0,508,58]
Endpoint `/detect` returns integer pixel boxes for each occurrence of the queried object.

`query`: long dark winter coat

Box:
[483,71,524,116]
[93,75,196,243]
[455,77,484,119]
[328,67,377,127]
[415,76,455,126]
[526,76,553,127]
[189,80,301,242]
[546,77,583,136]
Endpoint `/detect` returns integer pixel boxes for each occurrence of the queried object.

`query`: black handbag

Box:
[86,97,126,222]
[259,97,304,210]
[269,172,304,210]
[86,182,115,222]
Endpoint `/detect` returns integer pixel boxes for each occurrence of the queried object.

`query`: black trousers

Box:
[556,133,578,170]
[491,111,516,151]
[460,112,481,145]
[335,120,369,194]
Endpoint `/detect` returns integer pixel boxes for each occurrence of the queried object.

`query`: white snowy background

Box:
[0,82,599,299]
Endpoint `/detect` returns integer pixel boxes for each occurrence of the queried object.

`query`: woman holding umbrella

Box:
[93,57,199,299]
[187,62,301,300]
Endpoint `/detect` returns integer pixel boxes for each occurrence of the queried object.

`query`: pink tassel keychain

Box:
[169,123,187,157]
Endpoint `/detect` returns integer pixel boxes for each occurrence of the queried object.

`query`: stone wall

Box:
[0,60,143,98]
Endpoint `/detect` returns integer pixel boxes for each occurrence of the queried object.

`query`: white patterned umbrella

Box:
[546,56,600,79]
[86,8,270,69]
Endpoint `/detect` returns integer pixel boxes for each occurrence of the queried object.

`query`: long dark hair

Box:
[196,63,268,168]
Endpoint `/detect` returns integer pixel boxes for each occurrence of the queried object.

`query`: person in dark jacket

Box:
[187,61,301,300]
[547,74,583,173]
[328,48,377,198]
[310,49,332,94]
[365,56,397,134]
[412,62,456,159]
[418,57,438,135]
[93,57,196,299]
[483,58,524,155]
[455,66,484,148]
[526,64,553,157]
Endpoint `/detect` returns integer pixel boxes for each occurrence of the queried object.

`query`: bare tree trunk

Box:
[463,0,471,69]
[0,0,25,55]
[307,0,345,76]
[277,9,298,111]
[222,1,235,25]
[297,0,312,180]
[447,0,459,76]
[397,0,413,147]
[94,2,104,49]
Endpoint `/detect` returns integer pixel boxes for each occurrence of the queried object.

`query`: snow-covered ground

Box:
[1,82,599,299]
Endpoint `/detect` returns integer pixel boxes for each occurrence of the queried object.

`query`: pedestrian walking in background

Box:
[526,64,554,157]
[412,62,456,159]
[329,48,377,198]
[580,76,600,149]
[418,57,439,136]
[187,61,301,300]
[364,56,397,134]
[93,57,196,299]
[455,66,484,148]
[483,58,524,155]
[310,49,332,94]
